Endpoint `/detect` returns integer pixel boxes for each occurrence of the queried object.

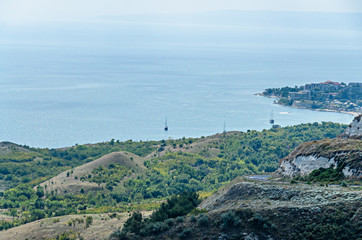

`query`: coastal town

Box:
[262,81,362,115]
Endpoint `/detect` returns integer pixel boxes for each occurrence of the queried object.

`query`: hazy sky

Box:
[1,0,362,25]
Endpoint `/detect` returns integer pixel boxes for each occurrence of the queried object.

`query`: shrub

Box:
[340,181,348,187]
[219,211,241,231]
[165,218,175,227]
[52,218,60,223]
[178,227,192,239]
[197,214,209,226]
[85,216,93,228]
[176,216,184,223]
[190,215,197,223]
[109,230,128,240]
[305,166,345,183]
[150,192,200,222]
[123,212,144,234]
[248,213,271,230]
[141,222,167,235]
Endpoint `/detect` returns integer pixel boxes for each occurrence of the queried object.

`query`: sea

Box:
[0,12,361,148]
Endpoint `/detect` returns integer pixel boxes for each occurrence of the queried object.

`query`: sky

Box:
[1,0,362,25]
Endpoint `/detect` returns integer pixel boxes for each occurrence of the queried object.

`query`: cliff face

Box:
[340,115,362,139]
[276,115,362,179]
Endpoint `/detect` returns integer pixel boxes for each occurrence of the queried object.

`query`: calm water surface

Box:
[0,22,359,147]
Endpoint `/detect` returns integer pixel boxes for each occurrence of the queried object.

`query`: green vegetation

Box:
[110,192,200,239]
[0,140,158,189]
[85,216,93,228]
[291,205,360,240]
[263,85,303,98]
[110,204,360,240]
[150,192,200,222]
[88,164,133,190]
[46,232,79,240]
[295,164,345,184]
[0,122,347,231]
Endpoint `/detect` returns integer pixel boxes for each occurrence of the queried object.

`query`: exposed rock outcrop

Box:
[340,114,362,139]
[276,115,362,179]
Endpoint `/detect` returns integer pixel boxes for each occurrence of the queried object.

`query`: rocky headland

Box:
[276,115,362,179]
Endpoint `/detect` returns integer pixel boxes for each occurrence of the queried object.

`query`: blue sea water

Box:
[0,14,361,148]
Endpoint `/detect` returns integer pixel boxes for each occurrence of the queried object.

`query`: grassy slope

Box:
[0,212,151,240]
[39,151,145,195]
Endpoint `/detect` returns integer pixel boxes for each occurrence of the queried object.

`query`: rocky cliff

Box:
[276,115,362,179]
[340,114,362,139]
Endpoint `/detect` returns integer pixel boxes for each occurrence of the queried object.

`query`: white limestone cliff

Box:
[276,115,362,179]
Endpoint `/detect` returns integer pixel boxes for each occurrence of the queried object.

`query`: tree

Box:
[30,209,45,221]
[150,192,200,222]
[9,209,17,220]
[123,212,144,234]
[35,198,45,209]
[86,216,93,228]
[36,187,45,198]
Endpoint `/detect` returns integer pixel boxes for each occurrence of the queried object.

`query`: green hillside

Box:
[0,122,347,231]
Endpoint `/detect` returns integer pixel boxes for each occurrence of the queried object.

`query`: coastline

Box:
[255,93,360,117]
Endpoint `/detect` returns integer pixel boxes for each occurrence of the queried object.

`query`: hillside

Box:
[111,179,361,240]
[0,142,30,155]
[0,212,150,240]
[0,122,349,238]
[39,151,145,195]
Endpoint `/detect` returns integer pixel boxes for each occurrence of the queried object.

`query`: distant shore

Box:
[256,93,361,117]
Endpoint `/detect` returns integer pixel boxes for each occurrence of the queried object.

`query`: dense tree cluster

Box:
[110,192,200,239]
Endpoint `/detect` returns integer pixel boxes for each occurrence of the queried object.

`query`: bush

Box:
[340,181,348,187]
[219,211,241,231]
[197,214,209,226]
[248,213,271,230]
[176,216,184,223]
[123,212,144,234]
[190,215,197,223]
[141,222,167,235]
[178,228,192,239]
[109,230,128,240]
[85,216,93,228]
[150,192,200,222]
[305,166,345,183]
[164,218,175,227]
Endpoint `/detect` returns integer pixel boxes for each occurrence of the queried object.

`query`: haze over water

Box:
[0,11,361,148]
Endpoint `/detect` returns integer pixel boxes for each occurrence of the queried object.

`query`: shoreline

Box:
[256,93,360,117]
